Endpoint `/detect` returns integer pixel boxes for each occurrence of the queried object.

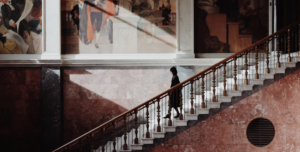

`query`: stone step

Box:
[185,114,198,120]
[218,95,233,102]
[252,79,265,85]
[196,108,210,114]
[119,150,132,152]
[174,120,188,126]
[130,144,143,150]
[141,138,154,144]
[164,126,176,132]
[262,73,274,79]
[152,132,165,138]
[208,102,221,108]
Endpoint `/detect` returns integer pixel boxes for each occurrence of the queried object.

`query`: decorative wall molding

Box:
[0,58,225,67]
[61,54,177,60]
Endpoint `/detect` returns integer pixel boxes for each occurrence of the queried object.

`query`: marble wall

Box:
[63,66,196,143]
[0,69,41,151]
[149,69,300,152]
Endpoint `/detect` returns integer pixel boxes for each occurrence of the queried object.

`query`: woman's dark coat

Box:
[170,75,181,107]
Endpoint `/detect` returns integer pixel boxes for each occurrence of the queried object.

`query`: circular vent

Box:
[247,118,275,147]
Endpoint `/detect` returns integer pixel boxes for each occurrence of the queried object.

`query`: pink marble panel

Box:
[149,69,300,152]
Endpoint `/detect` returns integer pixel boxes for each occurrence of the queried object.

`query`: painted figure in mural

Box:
[87,0,106,48]
[0,0,3,27]
[194,0,229,53]
[1,0,28,37]
[215,0,239,22]
[71,0,90,45]
[163,67,181,119]
[239,0,253,29]
[103,0,116,43]
[162,0,172,25]
[0,30,22,54]
[239,0,266,40]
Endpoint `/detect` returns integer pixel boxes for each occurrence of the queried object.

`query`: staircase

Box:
[53,21,300,152]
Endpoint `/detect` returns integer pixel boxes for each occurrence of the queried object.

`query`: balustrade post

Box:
[90,133,94,152]
[212,68,217,102]
[255,46,259,79]
[233,57,238,90]
[190,80,195,114]
[146,103,150,138]
[201,75,206,108]
[266,41,270,73]
[179,87,184,120]
[157,98,161,131]
[287,29,291,62]
[123,116,128,150]
[101,128,105,152]
[244,51,249,85]
[168,91,172,126]
[112,122,117,152]
[134,110,139,144]
[223,63,227,96]
[277,35,281,67]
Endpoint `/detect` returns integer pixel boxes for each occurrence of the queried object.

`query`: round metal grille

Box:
[246,118,275,147]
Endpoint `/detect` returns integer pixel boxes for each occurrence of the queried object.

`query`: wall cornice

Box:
[0,58,225,67]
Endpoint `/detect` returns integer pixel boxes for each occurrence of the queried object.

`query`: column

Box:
[176,0,195,58]
[43,0,61,59]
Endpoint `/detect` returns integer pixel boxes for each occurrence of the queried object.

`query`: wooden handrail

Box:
[53,19,300,152]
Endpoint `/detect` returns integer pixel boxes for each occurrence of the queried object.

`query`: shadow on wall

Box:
[63,69,128,143]
[63,66,197,144]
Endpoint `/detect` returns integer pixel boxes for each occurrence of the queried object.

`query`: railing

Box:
[53,20,300,152]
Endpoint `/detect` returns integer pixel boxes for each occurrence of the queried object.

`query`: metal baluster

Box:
[179,87,184,120]
[245,51,249,85]
[123,116,128,150]
[233,57,238,90]
[212,68,217,102]
[190,80,195,114]
[277,35,281,67]
[255,46,259,79]
[90,133,94,152]
[223,63,227,96]
[112,122,116,152]
[102,128,105,152]
[146,103,150,138]
[266,41,270,73]
[288,29,291,62]
[201,75,205,108]
[168,91,172,126]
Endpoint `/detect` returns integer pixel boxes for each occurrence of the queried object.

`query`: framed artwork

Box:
[61,0,177,54]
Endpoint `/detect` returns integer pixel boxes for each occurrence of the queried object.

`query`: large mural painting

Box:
[0,0,43,54]
[61,0,177,54]
[195,0,269,53]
